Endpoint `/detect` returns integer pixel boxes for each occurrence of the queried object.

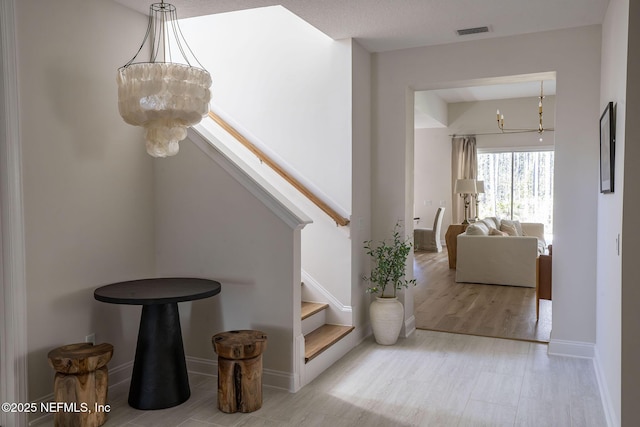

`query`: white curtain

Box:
[451,136,477,224]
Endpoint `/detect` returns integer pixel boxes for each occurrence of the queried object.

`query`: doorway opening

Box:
[412,75,555,343]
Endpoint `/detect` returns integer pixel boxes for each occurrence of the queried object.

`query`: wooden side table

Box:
[445,224,468,269]
[212,330,267,413]
[536,244,552,320]
[48,343,113,427]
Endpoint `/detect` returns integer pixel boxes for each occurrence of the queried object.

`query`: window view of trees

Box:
[477,150,554,238]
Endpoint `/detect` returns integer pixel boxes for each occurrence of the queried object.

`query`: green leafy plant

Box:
[363,222,416,297]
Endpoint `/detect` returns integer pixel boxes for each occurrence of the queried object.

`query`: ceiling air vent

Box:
[456,26,490,36]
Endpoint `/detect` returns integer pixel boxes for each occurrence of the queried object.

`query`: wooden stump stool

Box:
[47,343,113,427]
[212,330,267,413]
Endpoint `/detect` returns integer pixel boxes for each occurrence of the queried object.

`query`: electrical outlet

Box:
[85,333,95,345]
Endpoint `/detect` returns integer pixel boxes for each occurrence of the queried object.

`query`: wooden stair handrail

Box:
[208,111,350,227]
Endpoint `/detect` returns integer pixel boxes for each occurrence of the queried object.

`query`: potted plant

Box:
[363,222,416,345]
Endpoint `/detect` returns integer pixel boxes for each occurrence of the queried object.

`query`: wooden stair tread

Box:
[304,324,354,363]
[301,301,329,320]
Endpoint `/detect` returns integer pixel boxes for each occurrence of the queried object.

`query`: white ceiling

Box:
[112,0,605,110]
[112,0,609,53]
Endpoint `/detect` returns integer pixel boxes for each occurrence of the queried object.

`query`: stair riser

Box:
[302,310,326,335]
[302,328,360,386]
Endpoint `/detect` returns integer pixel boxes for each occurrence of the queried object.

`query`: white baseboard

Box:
[107,360,134,387]
[27,394,54,426]
[293,334,305,392]
[186,356,294,392]
[548,339,595,358]
[402,315,416,338]
[536,340,617,426]
[593,349,619,427]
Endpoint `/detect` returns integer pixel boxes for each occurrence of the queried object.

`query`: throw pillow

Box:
[500,222,518,236]
[489,227,508,236]
[514,220,523,236]
[501,219,523,236]
[466,223,489,235]
[480,218,496,230]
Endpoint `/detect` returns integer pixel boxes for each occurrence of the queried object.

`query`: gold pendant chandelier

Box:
[117,1,212,157]
[496,81,553,140]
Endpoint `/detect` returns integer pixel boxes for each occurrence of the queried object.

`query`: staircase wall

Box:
[180,6,356,310]
[178,6,353,212]
[154,138,306,387]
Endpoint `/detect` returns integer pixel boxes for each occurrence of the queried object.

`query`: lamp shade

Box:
[454,179,477,194]
[475,180,485,194]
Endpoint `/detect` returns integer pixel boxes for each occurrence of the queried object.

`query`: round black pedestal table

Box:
[94,278,221,410]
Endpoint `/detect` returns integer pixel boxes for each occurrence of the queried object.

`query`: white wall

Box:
[154,140,299,377]
[374,26,601,348]
[414,128,451,237]
[597,1,627,424]
[621,2,640,425]
[180,6,354,309]
[180,6,352,213]
[415,91,448,128]
[351,39,372,331]
[16,0,156,401]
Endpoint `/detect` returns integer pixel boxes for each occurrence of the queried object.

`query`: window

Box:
[477,150,554,238]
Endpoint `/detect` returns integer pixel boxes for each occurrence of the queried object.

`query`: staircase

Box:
[302,301,354,363]
[194,116,357,388]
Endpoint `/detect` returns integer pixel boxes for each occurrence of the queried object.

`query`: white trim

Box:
[293,334,305,392]
[105,361,134,390]
[186,356,295,392]
[477,145,555,153]
[402,315,416,338]
[1,1,29,426]
[548,339,595,358]
[187,127,312,231]
[593,348,618,427]
[26,393,53,426]
[206,104,351,221]
[301,270,352,312]
[185,356,217,378]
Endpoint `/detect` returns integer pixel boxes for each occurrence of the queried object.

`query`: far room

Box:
[413,75,555,343]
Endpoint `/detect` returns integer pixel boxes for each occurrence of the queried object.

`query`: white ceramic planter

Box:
[369,296,404,345]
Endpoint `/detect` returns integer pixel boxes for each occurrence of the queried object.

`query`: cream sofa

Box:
[455,218,546,288]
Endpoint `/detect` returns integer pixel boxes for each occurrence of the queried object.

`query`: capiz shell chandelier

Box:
[117,1,212,157]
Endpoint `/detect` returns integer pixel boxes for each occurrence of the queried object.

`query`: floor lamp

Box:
[474,180,485,222]
[454,179,477,225]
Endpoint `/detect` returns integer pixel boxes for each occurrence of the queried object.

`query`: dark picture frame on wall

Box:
[600,102,615,193]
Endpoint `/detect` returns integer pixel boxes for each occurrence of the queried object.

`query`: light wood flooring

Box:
[413,249,552,343]
[84,330,605,426]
